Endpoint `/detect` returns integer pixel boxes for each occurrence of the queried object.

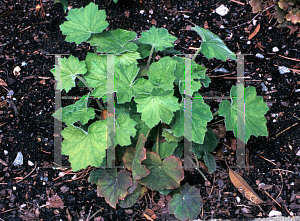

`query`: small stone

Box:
[215,5,229,16]
[272,47,279,52]
[28,160,34,166]
[296,150,300,156]
[13,152,23,166]
[295,89,300,92]
[149,9,153,14]
[4,150,8,155]
[214,68,229,73]
[140,10,144,14]
[278,66,290,74]
[247,41,251,44]
[255,53,264,59]
[236,196,240,203]
[261,82,268,92]
[269,210,282,217]
[183,14,189,18]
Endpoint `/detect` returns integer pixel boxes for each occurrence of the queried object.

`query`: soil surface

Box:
[0,0,300,220]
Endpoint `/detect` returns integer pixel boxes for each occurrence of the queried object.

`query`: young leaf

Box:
[135,88,180,128]
[152,141,178,159]
[61,120,107,172]
[172,98,213,144]
[138,152,184,191]
[88,29,138,53]
[286,9,300,24]
[148,57,177,90]
[114,63,140,103]
[97,169,133,209]
[119,184,148,208]
[191,26,236,61]
[138,26,177,51]
[50,55,87,93]
[52,96,95,125]
[219,84,269,143]
[169,183,203,221]
[59,2,109,45]
[115,113,137,146]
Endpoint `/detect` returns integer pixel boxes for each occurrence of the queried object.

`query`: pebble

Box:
[247,41,251,44]
[215,5,229,16]
[183,14,189,18]
[272,47,279,52]
[13,152,23,166]
[296,150,300,156]
[214,68,229,73]
[295,89,300,92]
[269,210,282,217]
[4,150,8,155]
[278,66,290,74]
[149,9,153,14]
[28,160,34,166]
[261,82,268,92]
[255,53,264,59]
[140,10,144,14]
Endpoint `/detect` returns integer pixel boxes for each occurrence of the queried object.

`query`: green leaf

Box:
[200,75,211,88]
[132,115,151,139]
[169,183,203,221]
[132,78,154,94]
[219,84,269,143]
[54,0,68,13]
[115,52,141,66]
[152,141,178,159]
[59,2,109,45]
[115,113,137,146]
[172,57,206,96]
[52,95,95,125]
[50,55,87,93]
[85,59,108,98]
[61,120,107,172]
[135,88,181,128]
[138,152,184,191]
[97,169,133,209]
[119,184,148,208]
[162,128,183,142]
[138,26,177,51]
[88,29,138,53]
[191,129,219,158]
[192,26,236,61]
[136,42,152,59]
[115,63,139,103]
[88,161,106,184]
[204,152,216,174]
[172,98,213,144]
[148,57,177,90]
[132,134,150,180]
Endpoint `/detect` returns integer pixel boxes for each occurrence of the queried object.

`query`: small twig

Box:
[278,54,300,62]
[271,122,299,139]
[0,158,8,166]
[232,5,275,29]
[271,169,295,174]
[16,163,37,183]
[229,0,245,5]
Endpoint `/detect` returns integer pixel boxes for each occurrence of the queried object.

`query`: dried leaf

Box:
[204,21,209,29]
[248,23,260,40]
[229,168,264,204]
[46,195,64,209]
[249,0,263,13]
[0,100,7,108]
[0,78,7,86]
[287,25,299,36]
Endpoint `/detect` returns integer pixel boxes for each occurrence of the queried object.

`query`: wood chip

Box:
[248,23,260,40]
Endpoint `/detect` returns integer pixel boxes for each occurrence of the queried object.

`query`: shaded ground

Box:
[0,0,300,220]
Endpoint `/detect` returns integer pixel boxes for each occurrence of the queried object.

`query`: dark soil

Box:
[0,0,300,220]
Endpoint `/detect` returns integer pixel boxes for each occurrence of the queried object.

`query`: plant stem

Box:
[95,114,101,120]
[156,126,159,155]
[76,75,105,111]
[208,118,224,127]
[186,155,207,180]
[192,46,201,62]
[212,110,219,117]
[147,46,155,66]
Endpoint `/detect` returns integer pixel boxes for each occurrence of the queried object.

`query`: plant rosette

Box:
[51,3,269,220]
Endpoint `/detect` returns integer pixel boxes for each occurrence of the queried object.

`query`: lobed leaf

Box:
[192,26,236,61]
[59,2,109,45]
[218,84,269,143]
[61,120,107,172]
[115,113,137,146]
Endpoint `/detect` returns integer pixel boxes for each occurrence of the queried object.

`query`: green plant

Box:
[250,0,300,27]
[51,2,269,220]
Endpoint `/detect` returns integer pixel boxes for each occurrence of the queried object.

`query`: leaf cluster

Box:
[51,3,269,220]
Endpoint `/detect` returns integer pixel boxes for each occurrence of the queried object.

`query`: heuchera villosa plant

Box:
[51,3,269,220]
